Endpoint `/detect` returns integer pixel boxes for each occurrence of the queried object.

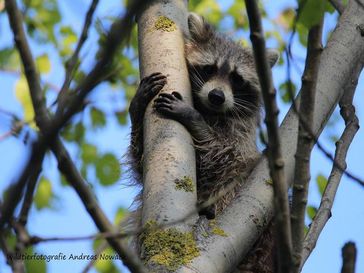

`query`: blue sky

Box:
[0,1,363,273]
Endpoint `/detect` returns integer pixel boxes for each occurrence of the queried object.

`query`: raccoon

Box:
[128,12,279,273]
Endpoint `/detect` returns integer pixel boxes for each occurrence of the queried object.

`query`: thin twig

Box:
[0,140,46,229]
[300,67,361,270]
[291,18,323,273]
[57,0,100,113]
[5,0,51,131]
[52,0,147,128]
[340,242,357,273]
[284,52,364,188]
[51,138,147,273]
[244,1,293,272]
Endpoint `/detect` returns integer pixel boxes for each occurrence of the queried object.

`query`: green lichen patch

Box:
[141,221,199,271]
[154,16,177,32]
[175,176,194,192]
[208,219,228,237]
[264,178,273,185]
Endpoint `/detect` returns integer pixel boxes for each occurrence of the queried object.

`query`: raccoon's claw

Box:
[135,72,167,105]
[153,92,192,120]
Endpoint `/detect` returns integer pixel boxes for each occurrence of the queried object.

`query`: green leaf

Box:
[60,174,69,187]
[297,0,327,29]
[95,249,119,273]
[115,111,128,125]
[276,8,295,31]
[95,153,121,186]
[296,23,309,46]
[61,122,85,142]
[306,205,317,220]
[90,107,106,129]
[24,247,46,273]
[0,47,20,70]
[34,177,53,210]
[316,174,328,196]
[81,143,98,165]
[36,54,51,74]
[279,81,296,103]
[15,76,36,127]
[226,1,248,29]
[114,207,128,225]
[192,0,222,25]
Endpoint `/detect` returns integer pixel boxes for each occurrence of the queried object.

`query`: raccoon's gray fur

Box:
[128,12,279,273]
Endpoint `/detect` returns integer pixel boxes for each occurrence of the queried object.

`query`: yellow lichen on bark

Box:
[141,221,200,271]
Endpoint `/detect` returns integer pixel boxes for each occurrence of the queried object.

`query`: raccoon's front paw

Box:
[131,72,167,108]
[153,92,194,122]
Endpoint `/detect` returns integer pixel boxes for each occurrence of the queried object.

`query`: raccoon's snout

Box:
[208,89,225,106]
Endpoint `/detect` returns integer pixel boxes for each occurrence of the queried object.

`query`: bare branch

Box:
[51,139,147,273]
[53,0,148,122]
[5,0,51,131]
[341,242,357,273]
[0,141,46,229]
[244,0,292,272]
[57,0,100,112]
[300,62,361,270]
[291,18,323,272]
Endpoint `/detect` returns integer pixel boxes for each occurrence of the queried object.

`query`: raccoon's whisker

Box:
[190,65,205,87]
[232,102,253,118]
[234,99,259,111]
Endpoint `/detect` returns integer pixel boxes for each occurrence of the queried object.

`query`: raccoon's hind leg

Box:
[129,73,167,170]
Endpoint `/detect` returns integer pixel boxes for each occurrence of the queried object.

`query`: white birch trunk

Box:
[138,0,198,231]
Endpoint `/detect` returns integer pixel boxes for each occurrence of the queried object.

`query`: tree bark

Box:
[176,0,364,272]
[138,0,198,233]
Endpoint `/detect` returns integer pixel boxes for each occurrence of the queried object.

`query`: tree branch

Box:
[300,62,361,270]
[177,0,364,271]
[341,242,357,273]
[244,1,292,272]
[291,18,323,272]
[3,0,149,272]
[5,0,51,131]
[57,0,100,112]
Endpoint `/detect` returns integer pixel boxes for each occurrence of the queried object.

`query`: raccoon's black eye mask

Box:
[230,71,247,91]
[190,64,217,81]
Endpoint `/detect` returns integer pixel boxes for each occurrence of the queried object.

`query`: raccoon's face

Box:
[185,13,279,118]
[187,60,260,117]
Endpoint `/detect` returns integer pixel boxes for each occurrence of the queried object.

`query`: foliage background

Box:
[0,0,363,272]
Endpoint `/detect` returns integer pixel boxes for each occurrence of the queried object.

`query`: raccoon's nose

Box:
[208,89,225,105]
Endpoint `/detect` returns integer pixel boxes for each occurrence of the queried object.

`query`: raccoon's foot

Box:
[199,203,216,220]
[154,92,212,141]
[129,72,167,124]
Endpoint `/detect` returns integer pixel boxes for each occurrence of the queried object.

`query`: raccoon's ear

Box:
[187,12,214,43]
[267,49,280,67]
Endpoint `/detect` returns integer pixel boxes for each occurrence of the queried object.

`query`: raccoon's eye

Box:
[230,71,246,89]
[202,64,217,76]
